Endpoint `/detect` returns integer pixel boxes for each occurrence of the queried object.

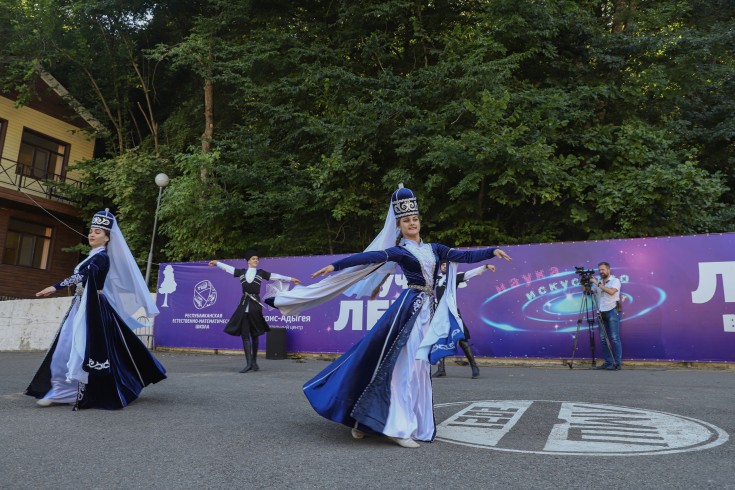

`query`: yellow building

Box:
[0,70,104,299]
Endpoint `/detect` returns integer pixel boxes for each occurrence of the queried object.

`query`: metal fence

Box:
[136,316,155,349]
[0,156,86,203]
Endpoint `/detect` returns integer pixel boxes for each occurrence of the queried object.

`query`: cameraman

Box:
[590,262,622,370]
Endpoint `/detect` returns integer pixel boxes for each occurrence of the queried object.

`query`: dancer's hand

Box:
[292,278,302,285]
[208,260,218,266]
[485,264,496,272]
[311,265,334,278]
[494,249,512,261]
[36,286,56,297]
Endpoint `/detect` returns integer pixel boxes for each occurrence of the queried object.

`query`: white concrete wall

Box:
[0,294,156,351]
[0,297,69,351]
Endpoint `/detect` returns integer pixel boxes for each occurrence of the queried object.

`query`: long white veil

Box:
[268,195,401,315]
[104,217,159,328]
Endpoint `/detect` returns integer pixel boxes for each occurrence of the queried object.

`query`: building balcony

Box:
[0,156,86,204]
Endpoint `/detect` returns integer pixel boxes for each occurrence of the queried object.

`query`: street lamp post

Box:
[144,173,170,287]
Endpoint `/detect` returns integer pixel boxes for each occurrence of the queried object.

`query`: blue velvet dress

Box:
[303,241,496,441]
[26,248,167,409]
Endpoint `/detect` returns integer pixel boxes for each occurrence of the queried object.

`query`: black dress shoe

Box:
[614,364,622,370]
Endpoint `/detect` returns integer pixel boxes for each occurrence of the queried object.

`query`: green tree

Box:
[3,0,732,268]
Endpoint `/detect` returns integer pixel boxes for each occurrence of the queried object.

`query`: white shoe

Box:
[388,436,420,448]
[351,428,365,440]
[36,398,55,407]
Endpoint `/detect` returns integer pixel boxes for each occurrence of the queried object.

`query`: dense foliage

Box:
[2,0,733,273]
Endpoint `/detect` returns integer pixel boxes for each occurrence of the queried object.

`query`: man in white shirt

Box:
[591,261,622,370]
[209,251,300,373]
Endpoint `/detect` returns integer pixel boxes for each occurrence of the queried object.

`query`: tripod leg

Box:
[588,315,597,367]
[568,318,582,369]
[569,293,588,369]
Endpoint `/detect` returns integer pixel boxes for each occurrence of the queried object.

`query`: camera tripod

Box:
[567,285,615,369]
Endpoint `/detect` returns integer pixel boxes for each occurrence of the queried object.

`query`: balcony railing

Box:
[0,156,86,204]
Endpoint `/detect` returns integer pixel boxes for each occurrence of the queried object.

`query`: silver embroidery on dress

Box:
[87,358,111,370]
[404,241,436,289]
[412,295,424,312]
[58,273,84,288]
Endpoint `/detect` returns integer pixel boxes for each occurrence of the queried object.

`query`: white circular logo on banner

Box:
[193,279,217,309]
[435,400,728,456]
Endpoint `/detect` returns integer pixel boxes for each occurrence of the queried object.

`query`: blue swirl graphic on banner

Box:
[480,270,666,333]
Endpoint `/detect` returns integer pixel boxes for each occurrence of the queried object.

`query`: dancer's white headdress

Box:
[91,210,159,327]
[267,184,418,314]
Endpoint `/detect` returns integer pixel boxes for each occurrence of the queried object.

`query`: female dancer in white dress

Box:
[267,186,511,447]
[26,210,166,409]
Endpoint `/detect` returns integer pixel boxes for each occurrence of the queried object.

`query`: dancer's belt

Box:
[74,285,104,296]
[408,284,434,296]
[241,293,265,308]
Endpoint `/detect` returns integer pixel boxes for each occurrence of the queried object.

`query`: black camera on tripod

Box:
[568,265,611,369]
[575,266,595,291]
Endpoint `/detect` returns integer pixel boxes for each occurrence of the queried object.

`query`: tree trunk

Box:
[201,50,214,182]
[612,0,637,33]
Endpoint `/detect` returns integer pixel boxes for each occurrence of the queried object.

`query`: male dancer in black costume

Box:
[434,261,495,379]
[209,250,300,372]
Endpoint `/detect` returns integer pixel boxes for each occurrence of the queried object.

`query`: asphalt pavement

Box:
[1,351,733,489]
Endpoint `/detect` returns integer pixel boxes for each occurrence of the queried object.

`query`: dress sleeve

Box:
[268,272,292,282]
[332,248,401,271]
[53,253,109,289]
[435,243,497,265]
[53,272,86,289]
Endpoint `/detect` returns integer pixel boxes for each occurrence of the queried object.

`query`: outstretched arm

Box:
[36,286,58,297]
[493,249,511,261]
[208,260,236,276]
[459,263,496,285]
[39,254,107,296]
[440,244,512,264]
[312,248,403,278]
[311,264,335,278]
[332,250,397,271]
[270,272,301,285]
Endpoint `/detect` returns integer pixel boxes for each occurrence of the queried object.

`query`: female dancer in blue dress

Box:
[26,210,166,409]
[268,186,511,447]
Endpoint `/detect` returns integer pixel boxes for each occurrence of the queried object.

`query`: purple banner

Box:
[154,233,735,362]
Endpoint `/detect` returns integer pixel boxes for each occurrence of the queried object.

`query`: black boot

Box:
[251,336,260,372]
[239,338,253,373]
[459,340,479,379]
[434,358,446,378]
